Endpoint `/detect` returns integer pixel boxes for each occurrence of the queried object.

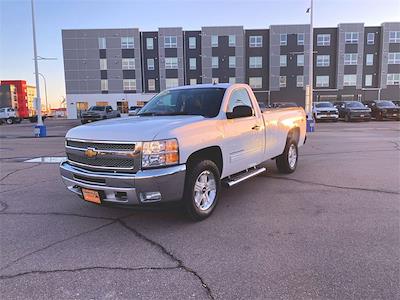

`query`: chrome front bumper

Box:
[60,161,186,205]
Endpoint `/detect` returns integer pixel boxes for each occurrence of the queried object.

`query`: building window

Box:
[212,56,219,68]
[146,38,154,50]
[316,76,329,87]
[117,101,129,113]
[96,101,108,107]
[280,55,287,67]
[343,74,357,86]
[345,32,359,44]
[249,35,262,47]
[279,76,286,88]
[249,77,262,89]
[280,34,287,46]
[229,56,236,68]
[122,58,135,70]
[388,52,400,64]
[229,77,236,84]
[189,78,197,85]
[98,37,106,49]
[148,79,156,91]
[212,77,219,84]
[367,33,375,45]
[344,53,358,65]
[147,58,155,70]
[387,73,400,85]
[101,79,108,91]
[365,54,374,66]
[229,35,236,47]
[121,37,134,49]
[389,31,400,43]
[123,79,136,90]
[165,57,178,69]
[165,78,179,89]
[296,75,304,87]
[189,37,196,49]
[249,56,262,68]
[297,33,305,46]
[189,58,197,70]
[316,55,330,67]
[365,74,373,86]
[99,59,107,70]
[317,34,330,46]
[164,36,177,48]
[297,54,304,67]
[211,35,218,47]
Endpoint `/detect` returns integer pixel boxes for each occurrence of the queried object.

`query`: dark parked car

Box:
[81,106,121,124]
[333,101,371,122]
[271,102,298,108]
[363,100,400,121]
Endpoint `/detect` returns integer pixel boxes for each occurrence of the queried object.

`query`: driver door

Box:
[222,88,264,176]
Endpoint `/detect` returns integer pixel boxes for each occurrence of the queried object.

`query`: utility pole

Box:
[31,0,46,136]
[38,72,48,112]
[306,0,315,132]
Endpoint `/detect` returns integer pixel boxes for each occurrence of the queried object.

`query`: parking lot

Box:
[0,119,399,299]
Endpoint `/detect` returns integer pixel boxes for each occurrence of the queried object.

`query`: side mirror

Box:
[226,105,253,119]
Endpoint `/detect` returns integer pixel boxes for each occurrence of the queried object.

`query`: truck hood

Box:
[66,115,205,141]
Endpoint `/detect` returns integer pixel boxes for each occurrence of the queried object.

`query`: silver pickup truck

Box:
[60,84,306,220]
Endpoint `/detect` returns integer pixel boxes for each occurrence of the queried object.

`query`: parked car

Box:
[80,106,121,124]
[60,83,307,221]
[271,102,298,108]
[128,106,142,116]
[362,100,400,121]
[312,102,339,122]
[0,107,21,125]
[391,100,400,107]
[333,101,371,122]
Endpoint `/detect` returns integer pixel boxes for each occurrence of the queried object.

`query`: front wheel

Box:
[183,160,221,221]
[6,118,13,125]
[345,114,351,122]
[276,139,298,174]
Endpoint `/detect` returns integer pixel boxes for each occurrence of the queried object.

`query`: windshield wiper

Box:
[137,112,158,116]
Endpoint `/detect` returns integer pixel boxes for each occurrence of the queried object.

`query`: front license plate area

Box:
[360,114,364,117]
[82,188,101,204]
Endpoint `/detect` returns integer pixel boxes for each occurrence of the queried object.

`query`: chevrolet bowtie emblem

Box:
[84,147,98,158]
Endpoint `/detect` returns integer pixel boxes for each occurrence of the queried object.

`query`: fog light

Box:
[140,192,162,202]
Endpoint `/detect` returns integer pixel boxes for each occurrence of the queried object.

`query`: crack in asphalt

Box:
[0,266,180,280]
[0,221,117,272]
[0,163,41,182]
[0,207,215,299]
[117,219,215,300]
[268,175,400,195]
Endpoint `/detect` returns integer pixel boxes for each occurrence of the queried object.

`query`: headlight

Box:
[142,139,179,168]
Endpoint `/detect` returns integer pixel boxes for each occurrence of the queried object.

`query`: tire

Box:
[81,120,87,124]
[103,116,107,120]
[276,139,298,174]
[183,160,221,221]
[344,114,351,122]
[14,118,22,124]
[6,118,13,125]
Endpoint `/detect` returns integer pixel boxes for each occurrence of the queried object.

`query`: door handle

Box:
[252,125,261,130]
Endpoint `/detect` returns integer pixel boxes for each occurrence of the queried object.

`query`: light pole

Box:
[37,72,48,112]
[306,0,315,132]
[31,0,46,137]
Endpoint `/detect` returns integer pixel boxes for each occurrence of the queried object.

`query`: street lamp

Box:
[30,0,46,137]
[306,0,315,132]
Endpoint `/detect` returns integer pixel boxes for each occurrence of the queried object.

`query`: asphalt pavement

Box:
[0,118,399,299]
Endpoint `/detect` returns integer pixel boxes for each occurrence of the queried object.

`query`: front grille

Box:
[67,153,136,169]
[66,140,135,151]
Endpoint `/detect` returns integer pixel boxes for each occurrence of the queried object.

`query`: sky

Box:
[0,0,399,107]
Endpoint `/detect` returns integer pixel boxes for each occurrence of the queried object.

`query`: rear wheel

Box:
[183,160,220,221]
[344,114,351,122]
[276,139,298,174]
[6,118,13,125]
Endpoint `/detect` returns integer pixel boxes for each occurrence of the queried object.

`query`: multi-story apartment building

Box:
[0,80,32,118]
[62,22,400,119]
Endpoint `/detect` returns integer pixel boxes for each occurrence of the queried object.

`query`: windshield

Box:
[315,102,333,108]
[88,106,105,111]
[376,101,396,108]
[347,102,365,108]
[138,88,226,117]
